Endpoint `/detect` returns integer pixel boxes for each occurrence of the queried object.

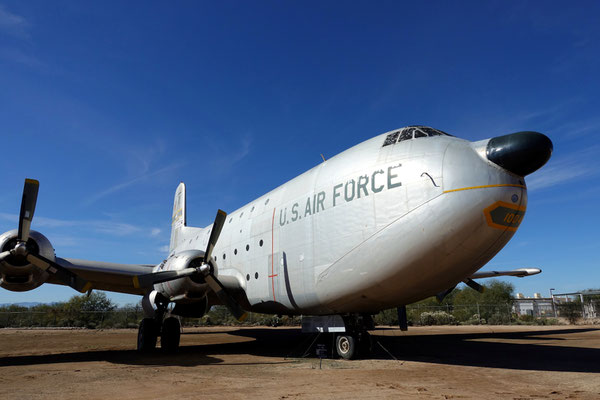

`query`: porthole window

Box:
[255,272,259,279]
[265,199,269,205]
[223,254,226,260]
[259,239,263,247]
[240,212,244,218]
[246,274,250,281]
[251,206,255,212]
[229,218,232,223]
[234,249,238,255]
[246,244,249,251]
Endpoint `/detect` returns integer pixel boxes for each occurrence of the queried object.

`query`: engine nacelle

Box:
[154,250,216,301]
[0,229,56,292]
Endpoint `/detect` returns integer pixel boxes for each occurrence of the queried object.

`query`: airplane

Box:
[0,125,552,359]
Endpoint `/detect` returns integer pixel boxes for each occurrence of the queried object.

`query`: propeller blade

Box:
[204,209,227,262]
[204,272,247,321]
[435,285,457,303]
[26,253,91,293]
[133,267,198,289]
[18,179,39,242]
[0,250,12,262]
[201,210,246,321]
[464,278,485,293]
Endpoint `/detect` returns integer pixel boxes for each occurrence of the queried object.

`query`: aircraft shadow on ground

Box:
[1,327,598,372]
[0,349,224,368]
[366,327,600,373]
[219,327,600,373]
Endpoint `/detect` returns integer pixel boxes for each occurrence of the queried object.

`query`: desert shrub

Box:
[419,311,456,325]
[462,314,485,325]
[486,313,508,325]
[374,308,399,326]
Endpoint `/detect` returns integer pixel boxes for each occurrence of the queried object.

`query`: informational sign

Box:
[316,344,327,358]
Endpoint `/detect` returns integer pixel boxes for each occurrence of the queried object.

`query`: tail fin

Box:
[169,182,186,253]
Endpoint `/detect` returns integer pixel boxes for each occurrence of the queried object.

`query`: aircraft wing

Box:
[46,258,155,295]
[469,268,541,280]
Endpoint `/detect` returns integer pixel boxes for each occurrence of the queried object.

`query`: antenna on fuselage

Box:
[320,154,326,162]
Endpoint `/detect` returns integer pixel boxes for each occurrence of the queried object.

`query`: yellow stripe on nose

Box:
[443,184,526,194]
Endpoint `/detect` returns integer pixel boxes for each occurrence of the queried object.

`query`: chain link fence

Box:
[2,301,597,329]
[0,309,145,329]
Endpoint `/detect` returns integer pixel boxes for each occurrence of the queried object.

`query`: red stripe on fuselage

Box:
[271,208,276,301]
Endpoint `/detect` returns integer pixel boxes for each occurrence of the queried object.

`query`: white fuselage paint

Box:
[170,130,526,315]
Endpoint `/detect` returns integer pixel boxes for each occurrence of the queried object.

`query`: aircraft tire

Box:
[137,318,158,352]
[161,317,181,352]
[335,334,356,360]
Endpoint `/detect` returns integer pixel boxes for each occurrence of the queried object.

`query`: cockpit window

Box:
[382,131,400,146]
[399,128,414,141]
[382,125,453,147]
[414,130,427,138]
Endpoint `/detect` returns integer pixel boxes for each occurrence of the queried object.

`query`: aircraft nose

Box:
[486,131,553,176]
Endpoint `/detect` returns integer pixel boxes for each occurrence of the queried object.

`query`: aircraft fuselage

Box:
[167,128,527,315]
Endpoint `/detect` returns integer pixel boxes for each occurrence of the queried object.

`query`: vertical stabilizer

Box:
[169,182,187,253]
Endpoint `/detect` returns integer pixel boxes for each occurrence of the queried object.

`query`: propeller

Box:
[0,179,90,293]
[199,210,247,321]
[435,279,485,303]
[134,209,247,321]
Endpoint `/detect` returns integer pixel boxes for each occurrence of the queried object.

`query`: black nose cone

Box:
[486,131,553,176]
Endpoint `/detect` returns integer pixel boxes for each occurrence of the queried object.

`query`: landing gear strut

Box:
[137,295,181,352]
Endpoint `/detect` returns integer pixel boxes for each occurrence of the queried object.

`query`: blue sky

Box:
[1,1,599,305]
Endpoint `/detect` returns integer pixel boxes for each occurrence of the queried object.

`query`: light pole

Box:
[550,288,556,318]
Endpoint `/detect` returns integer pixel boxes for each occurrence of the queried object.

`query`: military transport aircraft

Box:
[0,126,552,359]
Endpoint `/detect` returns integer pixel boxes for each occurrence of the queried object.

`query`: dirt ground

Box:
[1,325,599,399]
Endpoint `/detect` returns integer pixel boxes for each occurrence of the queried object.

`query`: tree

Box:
[59,292,116,328]
[453,280,514,324]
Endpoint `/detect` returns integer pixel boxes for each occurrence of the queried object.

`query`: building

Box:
[512,293,555,317]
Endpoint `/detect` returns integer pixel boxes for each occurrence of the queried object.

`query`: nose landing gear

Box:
[334,314,374,360]
[335,330,372,360]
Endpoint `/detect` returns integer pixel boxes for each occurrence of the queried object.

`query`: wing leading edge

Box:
[46,258,155,295]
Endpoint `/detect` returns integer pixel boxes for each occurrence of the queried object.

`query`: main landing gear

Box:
[137,316,181,352]
[137,299,181,352]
